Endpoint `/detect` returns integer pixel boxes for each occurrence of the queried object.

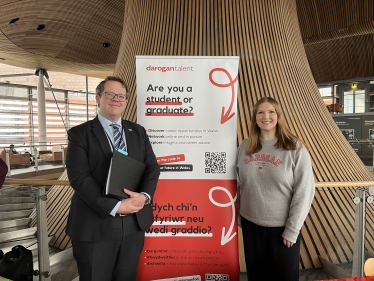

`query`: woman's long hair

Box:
[246,97,306,156]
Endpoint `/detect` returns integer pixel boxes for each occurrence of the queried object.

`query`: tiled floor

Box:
[52,259,79,281]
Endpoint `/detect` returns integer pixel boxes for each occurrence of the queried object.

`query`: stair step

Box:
[0,197,35,204]
[1,236,52,256]
[33,247,73,268]
[0,191,33,198]
[0,237,36,252]
[0,227,37,243]
[0,209,33,221]
[0,203,35,211]
[0,225,29,234]
[0,218,30,229]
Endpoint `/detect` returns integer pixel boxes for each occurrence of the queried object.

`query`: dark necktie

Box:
[110,123,126,151]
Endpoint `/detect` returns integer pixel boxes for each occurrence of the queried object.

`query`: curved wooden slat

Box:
[4,178,70,186]
[112,0,374,269]
[115,0,373,183]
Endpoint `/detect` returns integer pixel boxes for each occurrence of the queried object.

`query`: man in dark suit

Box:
[66,76,160,281]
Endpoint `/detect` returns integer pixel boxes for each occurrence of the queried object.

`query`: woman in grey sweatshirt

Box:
[237,97,315,281]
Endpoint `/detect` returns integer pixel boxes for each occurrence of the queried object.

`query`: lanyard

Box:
[103,124,126,152]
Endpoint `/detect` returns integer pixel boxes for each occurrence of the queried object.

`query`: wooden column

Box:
[114,0,373,183]
[112,0,374,270]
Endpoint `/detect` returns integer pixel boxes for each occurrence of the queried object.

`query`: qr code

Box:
[206,273,229,281]
[205,152,226,174]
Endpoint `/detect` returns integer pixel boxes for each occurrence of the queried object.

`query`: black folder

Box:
[104,149,146,199]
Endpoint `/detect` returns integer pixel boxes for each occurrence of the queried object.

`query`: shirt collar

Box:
[97,112,122,129]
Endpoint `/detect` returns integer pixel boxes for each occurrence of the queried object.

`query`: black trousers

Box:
[241,217,300,281]
[72,214,145,281]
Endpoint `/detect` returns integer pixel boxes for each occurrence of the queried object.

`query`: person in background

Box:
[9,145,34,164]
[236,97,315,281]
[9,144,18,154]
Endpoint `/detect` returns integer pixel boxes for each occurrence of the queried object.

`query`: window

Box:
[355,90,365,113]
[319,87,333,105]
[68,91,97,127]
[0,87,30,148]
[0,83,96,150]
[343,91,354,113]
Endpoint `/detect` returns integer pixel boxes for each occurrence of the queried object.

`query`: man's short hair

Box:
[96,76,129,99]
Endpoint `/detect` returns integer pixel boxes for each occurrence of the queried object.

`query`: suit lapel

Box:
[92,116,112,164]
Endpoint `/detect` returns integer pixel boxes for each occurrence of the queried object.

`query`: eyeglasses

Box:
[103,92,128,101]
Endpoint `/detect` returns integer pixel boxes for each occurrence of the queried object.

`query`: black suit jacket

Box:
[65,116,160,242]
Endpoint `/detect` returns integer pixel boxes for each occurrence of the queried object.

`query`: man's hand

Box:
[116,189,147,215]
[123,189,147,206]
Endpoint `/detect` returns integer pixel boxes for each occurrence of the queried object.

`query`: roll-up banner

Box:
[136,56,240,281]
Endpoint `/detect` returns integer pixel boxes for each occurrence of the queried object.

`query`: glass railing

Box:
[312,182,374,279]
[0,142,67,176]
[1,179,70,281]
[365,186,374,276]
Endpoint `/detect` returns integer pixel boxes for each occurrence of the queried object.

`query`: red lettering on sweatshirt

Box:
[244,154,283,167]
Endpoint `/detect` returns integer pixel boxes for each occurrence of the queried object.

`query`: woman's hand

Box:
[283,238,294,248]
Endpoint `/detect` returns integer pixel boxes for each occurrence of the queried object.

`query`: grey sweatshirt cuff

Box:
[282,227,299,243]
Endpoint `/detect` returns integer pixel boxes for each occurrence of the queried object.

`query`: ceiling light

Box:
[9,18,19,24]
[37,24,45,30]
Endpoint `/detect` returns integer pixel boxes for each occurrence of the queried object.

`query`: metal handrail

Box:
[4,178,374,188]
[315,181,374,188]
[0,144,68,149]
[4,179,70,186]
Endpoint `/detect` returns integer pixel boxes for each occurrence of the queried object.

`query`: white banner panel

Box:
[136,56,239,281]
[137,56,239,180]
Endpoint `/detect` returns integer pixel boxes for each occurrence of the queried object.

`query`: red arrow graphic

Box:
[209,68,238,124]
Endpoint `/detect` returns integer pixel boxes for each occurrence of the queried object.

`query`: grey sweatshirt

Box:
[237,138,315,243]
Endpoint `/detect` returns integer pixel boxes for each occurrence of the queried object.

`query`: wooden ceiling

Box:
[0,0,126,77]
[296,0,374,83]
[0,0,373,82]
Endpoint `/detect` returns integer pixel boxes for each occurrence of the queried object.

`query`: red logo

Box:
[259,167,262,170]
